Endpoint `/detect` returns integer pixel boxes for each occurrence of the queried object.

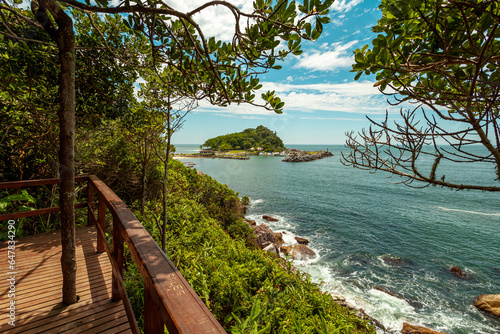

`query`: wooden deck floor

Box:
[0,226,132,333]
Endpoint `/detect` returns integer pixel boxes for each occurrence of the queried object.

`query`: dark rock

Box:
[283,150,333,162]
[294,236,309,245]
[473,294,500,318]
[450,266,468,279]
[253,224,275,249]
[401,323,446,334]
[280,244,316,261]
[382,256,412,267]
[262,215,278,222]
[274,233,284,248]
[244,218,256,226]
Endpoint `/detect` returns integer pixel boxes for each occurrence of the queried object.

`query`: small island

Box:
[203,125,286,153]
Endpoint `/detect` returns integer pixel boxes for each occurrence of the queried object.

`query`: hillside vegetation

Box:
[203,125,286,152]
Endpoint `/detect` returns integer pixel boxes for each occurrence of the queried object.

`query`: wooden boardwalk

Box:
[0,226,132,333]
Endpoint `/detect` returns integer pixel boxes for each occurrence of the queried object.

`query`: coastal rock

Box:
[253,224,275,249]
[244,218,257,226]
[329,292,346,302]
[282,150,333,162]
[473,294,500,318]
[450,266,466,278]
[262,243,279,257]
[382,256,412,267]
[274,233,284,248]
[196,170,204,176]
[262,215,278,222]
[280,244,316,261]
[401,323,446,334]
[294,236,309,245]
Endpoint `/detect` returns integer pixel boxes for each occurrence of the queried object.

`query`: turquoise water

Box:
[175,144,500,333]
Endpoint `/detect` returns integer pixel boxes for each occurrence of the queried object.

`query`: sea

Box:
[174,144,500,334]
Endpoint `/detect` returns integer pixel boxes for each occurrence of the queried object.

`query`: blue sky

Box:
[170,0,396,145]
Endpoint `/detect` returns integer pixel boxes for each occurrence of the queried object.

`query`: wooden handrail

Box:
[0,176,227,334]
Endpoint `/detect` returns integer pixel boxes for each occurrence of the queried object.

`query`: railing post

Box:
[87,180,95,226]
[97,193,106,253]
[144,281,164,334]
[112,215,124,301]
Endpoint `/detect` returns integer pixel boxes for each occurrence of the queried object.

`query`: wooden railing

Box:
[0,175,226,334]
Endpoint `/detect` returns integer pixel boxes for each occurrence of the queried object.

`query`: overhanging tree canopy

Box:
[342,0,500,191]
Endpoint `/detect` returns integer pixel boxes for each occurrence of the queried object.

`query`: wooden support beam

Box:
[88,181,95,226]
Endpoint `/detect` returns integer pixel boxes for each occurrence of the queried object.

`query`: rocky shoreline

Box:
[243,214,500,334]
[174,154,250,160]
[282,149,333,162]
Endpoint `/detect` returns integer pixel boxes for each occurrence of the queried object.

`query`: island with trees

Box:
[203,125,286,153]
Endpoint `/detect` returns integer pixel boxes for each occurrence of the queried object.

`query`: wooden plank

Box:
[0,226,131,334]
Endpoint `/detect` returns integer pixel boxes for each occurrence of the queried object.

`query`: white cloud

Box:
[167,0,254,41]
[191,80,395,117]
[294,40,358,72]
[331,0,364,12]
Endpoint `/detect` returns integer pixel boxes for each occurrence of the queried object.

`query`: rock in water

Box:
[262,215,278,222]
[253,224,275,249]
[473,294,500,318]
[280,244,316,260]
[294,236,309,245]
[450,266,466,278]
[401,323,446,334]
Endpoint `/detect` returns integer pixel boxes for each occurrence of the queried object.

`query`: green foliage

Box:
[352,0,500,115]
[124,159,375,333]
[203,125,285,152]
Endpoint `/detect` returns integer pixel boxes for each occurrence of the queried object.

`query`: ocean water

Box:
[174,144,500,333]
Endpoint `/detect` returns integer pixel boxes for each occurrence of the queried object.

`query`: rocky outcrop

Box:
[294,236,309,245]
[244,218,256,226]
[262,215,278,222]
[274,233,284,248]
[473,294,500,318]
[282,150,333,162]
[280,244,316,261]
[262,243,279,257]
[401,323,446,334]
[253,224,275,249]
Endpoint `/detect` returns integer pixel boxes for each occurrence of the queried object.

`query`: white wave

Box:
[250,199,264,206]
[437,206,500,216]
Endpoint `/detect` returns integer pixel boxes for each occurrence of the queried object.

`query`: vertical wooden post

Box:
[97,193,106,253]
[112,216,124,301]
[87,181,95,226]
[144,281,164,334]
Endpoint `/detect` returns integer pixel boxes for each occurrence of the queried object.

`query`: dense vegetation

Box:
[203,125,286,152]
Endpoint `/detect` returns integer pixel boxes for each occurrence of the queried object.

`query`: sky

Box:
[168,0,396,145]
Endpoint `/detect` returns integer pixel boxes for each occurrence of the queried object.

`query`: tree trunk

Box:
[57,13,77,305]
[161,139,169,252]
[161,110,171,252]
[140,139,147,217]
